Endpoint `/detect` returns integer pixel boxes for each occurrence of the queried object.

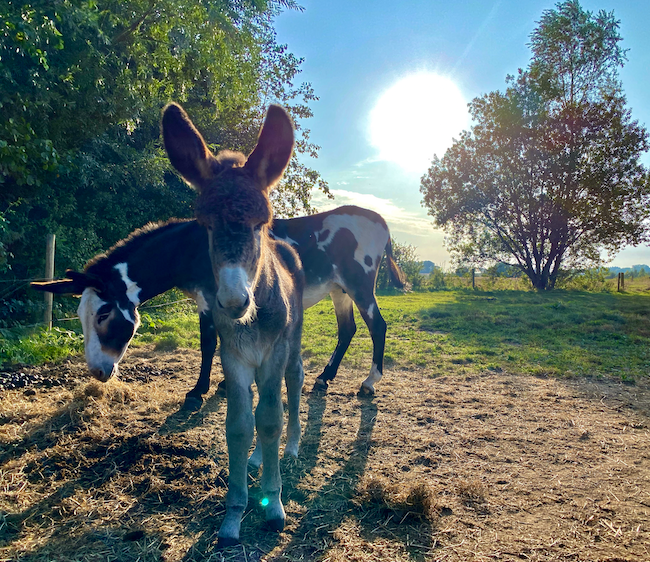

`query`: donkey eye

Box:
[96,304,112,325]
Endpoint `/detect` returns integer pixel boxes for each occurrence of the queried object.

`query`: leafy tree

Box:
[420,0,649,290]
[0,0,327,314]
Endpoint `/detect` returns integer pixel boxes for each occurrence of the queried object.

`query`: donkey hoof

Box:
[216,380,227,396]
[217,536,240,549]
[312,377,328,392]
[181,396,203,411]
[266,518,285,533]
[358,384,375,396]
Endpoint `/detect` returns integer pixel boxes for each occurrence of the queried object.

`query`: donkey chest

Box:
[217,322,274,368]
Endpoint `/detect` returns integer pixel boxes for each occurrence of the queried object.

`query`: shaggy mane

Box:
[84,218,192,271]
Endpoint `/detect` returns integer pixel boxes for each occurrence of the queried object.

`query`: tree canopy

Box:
[0,0,327,305]
[420,0,649,290]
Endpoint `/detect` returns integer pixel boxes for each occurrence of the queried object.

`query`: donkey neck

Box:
[85,220,209,304]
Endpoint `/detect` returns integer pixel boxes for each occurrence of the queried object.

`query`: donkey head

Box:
[161,103,294,321]
[31,268,140,382]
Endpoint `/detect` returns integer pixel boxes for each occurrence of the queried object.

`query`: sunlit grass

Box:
[0,325,84,366]
[302,289,650,383]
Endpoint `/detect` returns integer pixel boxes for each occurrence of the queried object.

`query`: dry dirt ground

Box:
[1,346,650,562]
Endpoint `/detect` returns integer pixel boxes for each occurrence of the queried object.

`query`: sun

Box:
[368,73,469,173]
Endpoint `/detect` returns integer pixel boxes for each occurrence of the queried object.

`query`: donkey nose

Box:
[217,293,251,319]
[90,363,116,383]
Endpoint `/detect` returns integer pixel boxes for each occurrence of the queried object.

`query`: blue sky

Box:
[274,0,650,268]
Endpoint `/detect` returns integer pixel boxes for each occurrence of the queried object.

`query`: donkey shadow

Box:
[158,388,227,436]
[275,392,379,558]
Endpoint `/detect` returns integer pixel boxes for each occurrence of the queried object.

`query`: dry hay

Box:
[1,345,650,561]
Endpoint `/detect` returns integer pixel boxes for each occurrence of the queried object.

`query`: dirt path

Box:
[1,346,649,561]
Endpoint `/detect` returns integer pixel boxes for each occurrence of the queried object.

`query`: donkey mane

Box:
[84,218,192,271]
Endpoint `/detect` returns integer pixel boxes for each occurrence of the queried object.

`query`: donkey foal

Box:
[162,102,303,546]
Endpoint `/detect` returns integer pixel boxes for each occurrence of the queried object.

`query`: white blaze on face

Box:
[114,262,142,323]
[77,288,121,378]
[317,215,389,274]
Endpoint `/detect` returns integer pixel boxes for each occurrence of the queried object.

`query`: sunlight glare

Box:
[368,73,469,173]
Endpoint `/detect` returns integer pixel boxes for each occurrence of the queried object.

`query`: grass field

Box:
[3,286,650,384]
[303,288,650,383]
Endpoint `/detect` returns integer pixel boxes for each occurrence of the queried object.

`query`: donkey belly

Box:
[303,280,334,309]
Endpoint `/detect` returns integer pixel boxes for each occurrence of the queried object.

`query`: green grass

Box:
[302,289,650,383]
[3,288,650,383]
[0,325,84,366]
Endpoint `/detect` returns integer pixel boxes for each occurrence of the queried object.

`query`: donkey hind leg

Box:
[356,296,387,395]
[183,311,217,411]
[218,361,255,547]
[284,351,304,458]
[255,346,289,531]
[315,287,356,389]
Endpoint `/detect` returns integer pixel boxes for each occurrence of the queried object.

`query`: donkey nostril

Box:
[243,294,250,309]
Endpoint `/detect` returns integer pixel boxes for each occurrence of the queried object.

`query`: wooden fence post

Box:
[471,268,475,290]
[44,233,56,330]
[617,272,625,292]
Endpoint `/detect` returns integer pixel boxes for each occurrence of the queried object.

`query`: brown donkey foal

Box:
[162,103,304,546]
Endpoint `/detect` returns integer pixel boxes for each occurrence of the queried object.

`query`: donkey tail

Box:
[385,237,407,289]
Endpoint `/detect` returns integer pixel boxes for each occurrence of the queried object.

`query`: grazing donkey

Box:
[31,206,404,406]
[162,101,303,545]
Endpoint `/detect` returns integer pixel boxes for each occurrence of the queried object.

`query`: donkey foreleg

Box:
[315,288,355,389]
[218,359,255,547]
[255,346,289,531]
[248,351,302,468]
[183,311,217,410]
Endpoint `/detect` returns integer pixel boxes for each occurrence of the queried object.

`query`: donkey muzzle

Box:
[217,293,251,319]
[90,362,118,383]
[216,267,253,319]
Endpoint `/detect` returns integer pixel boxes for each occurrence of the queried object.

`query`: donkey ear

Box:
[30,269,92,296]
[66,269,105,293]
[161,103,220,189]
[245,105,294,193]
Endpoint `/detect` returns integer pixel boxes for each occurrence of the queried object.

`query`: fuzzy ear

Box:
[161,103,220,189]
[30,269,97,296]
[245,105,294,193]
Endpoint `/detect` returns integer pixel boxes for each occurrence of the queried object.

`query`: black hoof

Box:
[357,386,375,398]
[312,378,328,392]
[266,518,285,533]
[217,536,240,549]
[181,396,203,411]
[216,380,227,396]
